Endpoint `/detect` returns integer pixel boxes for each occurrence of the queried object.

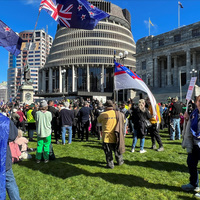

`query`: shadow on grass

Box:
[124,160,188,173]
[82,144,102,150]
[176,195,195,200]
[17,156,182,191]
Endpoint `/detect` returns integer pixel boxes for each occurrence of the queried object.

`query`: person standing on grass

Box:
[59,102,74,145]
[48,100,60,144]
[131,99,151,153]
[35,100,52,164]
[77,101,92,141]
[146,97,164,152]
[97,100,124,169]
[0,113,21,200]
[181,95,200,198]
[26,104,36,141]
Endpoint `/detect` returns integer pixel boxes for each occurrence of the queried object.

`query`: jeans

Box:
[28,129,34,139]
[187,145,200,187]
[170,118,181,140]
[132,130,145,150]
[6,168,21,200]
[61,126,72,144]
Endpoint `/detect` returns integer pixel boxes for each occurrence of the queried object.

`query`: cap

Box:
[40,100,48,108]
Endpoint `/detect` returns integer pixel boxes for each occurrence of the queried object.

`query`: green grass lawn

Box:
[10,129,196,200]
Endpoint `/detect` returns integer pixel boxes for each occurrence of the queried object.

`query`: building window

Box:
[192,29,200,37]
[142,61,146,70]
[174,34,181,42]
[35,32,40,37]
[159,39,164,46]
[90,67,101,92]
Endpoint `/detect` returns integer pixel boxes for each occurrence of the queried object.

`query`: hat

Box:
[40,100,48,108]
[104,100,114,108]
[13,108,17,113]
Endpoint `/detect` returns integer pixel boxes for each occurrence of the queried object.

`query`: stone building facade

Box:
[38,0,136,99]
[136,21,200,94]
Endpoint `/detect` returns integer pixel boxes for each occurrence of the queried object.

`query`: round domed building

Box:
[38,0,136,100]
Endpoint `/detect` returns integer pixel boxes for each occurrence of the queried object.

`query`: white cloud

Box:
[21,0,40,5]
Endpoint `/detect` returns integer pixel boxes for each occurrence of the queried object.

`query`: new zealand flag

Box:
[40,0,110,30]
[0,20,23,56]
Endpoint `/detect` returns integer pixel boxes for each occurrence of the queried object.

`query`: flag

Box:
[0,20,23,56]
[114,61,158,119]
[178,1,183,8]
[149,18,154,26]
[39,0,110,30]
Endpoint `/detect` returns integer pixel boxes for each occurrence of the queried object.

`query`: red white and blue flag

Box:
[114,61,158,119]
[39,0,110,30]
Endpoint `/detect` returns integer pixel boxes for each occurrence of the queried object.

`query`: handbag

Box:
[144,119,152,128]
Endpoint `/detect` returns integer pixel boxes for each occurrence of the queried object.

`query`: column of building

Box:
[87,65,90,92]
[48,68,52,93]
[101,65,104,92]
[174,56,178,86]
[167,54,171,86]
[59,66,62,93]
[186,49,191,82]
[154,57,158,87]
[161,59,165,87]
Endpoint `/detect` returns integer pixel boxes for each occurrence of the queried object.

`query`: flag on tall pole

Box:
[0,20,23,56]
[149,17,154,36]
[178,1,183,8]
[39,0,110,30]
[114,61,158,119]
[178,1,183,28]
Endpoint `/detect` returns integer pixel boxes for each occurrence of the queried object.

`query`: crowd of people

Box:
[0,95,199,199]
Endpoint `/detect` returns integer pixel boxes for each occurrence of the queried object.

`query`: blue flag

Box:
[39,0,110,30]
[0,20,23,56]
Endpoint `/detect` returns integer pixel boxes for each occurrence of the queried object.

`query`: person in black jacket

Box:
[169,97,182,140]
[77,101,92,141]
[72,103,80,139]
[59,102,74,145]
[131,99,151,153]
[48,100,60,144]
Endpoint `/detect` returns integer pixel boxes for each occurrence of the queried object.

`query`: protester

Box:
[59,102,74,145]
[77,101,91,141]
[169,97,182,140]
[146,97,164,151]
[97,100,124,169]
[72,103,80,139]
[131,99,151,153]
[11,108,20,128]
[181,95,200,197]
[48,100,60,144]
[16,107,27,132]
[26,104,36,141]
[35,100,52,163]
[0,112,21,200]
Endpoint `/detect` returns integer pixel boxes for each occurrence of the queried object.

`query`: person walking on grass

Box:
[131,99,151,153]
[59,102,74,145]
[146,97,164,152]
[35,100,52,164]
[181,95,200,198]
[97,100,124,169]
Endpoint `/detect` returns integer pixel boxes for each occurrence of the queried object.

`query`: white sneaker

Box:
[140,149,147,154]
[131,148,135,153]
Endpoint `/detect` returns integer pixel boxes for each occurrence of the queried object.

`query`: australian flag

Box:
[0,20,23,56]
[40,0,110,30]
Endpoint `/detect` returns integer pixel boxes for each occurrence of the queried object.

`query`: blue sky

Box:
[0,0,200,83]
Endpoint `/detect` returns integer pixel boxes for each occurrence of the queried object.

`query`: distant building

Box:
[135,21,200,101]
[38,0,136,100]
[7,29,53,101]
[0,81,7,103]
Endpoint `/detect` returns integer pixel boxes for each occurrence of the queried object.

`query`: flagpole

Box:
[149,17,150,36]
[178,3,180,28]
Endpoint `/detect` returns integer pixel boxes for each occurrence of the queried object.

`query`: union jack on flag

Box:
[40,0,73,28]
[39,0,110,30]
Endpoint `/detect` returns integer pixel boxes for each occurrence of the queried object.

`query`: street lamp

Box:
[190,68,197,77]
[61,69,66,98]
[119,51,129,101]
